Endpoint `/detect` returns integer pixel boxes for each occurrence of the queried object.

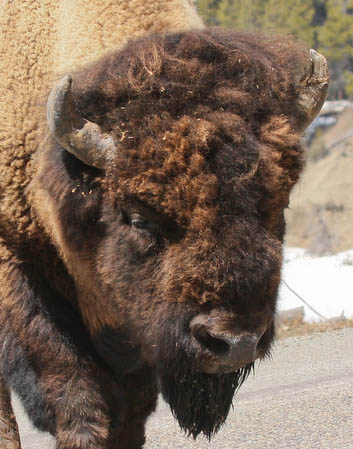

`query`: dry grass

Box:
[277,317,353,339]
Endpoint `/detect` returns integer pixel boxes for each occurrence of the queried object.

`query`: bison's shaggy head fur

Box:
[36,29,306,438]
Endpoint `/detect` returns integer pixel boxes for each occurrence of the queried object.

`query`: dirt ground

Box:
[285,107,353,255]
[277,316,353,339]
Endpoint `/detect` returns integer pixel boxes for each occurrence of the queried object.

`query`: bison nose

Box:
[190,315,265,373]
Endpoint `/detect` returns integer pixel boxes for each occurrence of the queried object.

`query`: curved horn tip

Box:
[54,75,73,107]
[296,49,329,131]
[47,74,74,134]
[309,49,329,85]
[56,74,73,91]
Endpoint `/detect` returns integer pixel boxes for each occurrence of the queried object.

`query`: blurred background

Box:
[197,1,353,328]
[198,0,353,101]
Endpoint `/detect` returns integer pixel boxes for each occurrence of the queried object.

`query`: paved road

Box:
[12,328,353,449]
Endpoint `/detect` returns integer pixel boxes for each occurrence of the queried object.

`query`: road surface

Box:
[11,328,353,449]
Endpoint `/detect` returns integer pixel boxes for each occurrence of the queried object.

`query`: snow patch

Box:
[279,248,353,322]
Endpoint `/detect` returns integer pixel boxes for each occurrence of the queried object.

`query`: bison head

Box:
[39,29,328,438]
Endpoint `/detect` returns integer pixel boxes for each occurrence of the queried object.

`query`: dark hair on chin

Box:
[160,363,254,440]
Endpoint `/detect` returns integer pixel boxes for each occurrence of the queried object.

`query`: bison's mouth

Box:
[159,363,254,439]
[201,362,249,374]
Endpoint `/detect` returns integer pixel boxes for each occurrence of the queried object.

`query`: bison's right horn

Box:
[47,75,116,169]
[295,49,329,132]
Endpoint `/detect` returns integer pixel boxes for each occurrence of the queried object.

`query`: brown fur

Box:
[0,29,309,448]
[72,30,305,232]
[0,379,20,449]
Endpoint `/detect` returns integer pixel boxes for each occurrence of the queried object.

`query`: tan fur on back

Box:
[0,0,203,241]
[54,0,203,73]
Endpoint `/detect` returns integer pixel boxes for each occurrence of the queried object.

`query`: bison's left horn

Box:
[47,75,116,168]
[295,49,329,131]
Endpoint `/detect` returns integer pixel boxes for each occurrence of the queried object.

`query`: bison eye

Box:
[130,215,150,230]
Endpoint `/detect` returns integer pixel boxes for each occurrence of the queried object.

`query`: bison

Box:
[0,22,328,449]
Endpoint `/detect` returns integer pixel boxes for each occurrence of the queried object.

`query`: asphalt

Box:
[11,328,353,449]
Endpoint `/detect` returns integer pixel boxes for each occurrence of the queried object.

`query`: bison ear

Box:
[294,49,329,132]
[47,75,116,169]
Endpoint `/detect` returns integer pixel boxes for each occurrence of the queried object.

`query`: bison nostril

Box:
[191,324,230,356]
[190,315,266,372]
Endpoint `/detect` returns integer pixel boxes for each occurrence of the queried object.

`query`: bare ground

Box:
[277,316,353,339]
[285,108,353,255]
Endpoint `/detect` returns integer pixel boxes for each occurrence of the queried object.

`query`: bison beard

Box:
[160,364,254,439]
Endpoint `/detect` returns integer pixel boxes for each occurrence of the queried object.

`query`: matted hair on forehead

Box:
[72,28,308,129]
